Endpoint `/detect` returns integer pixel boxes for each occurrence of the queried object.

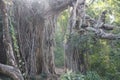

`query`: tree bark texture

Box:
[1,0,119,79]
[0,63,23,80]
[65,0,87,73]
[0,0,80,79]
[65,42,86,73]
[64,0,120,73]
[0,12,7,64]
[0,0,24,80]
[12,0,73,78]
[42,15,57,74]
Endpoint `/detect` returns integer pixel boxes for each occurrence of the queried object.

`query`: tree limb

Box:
[85,15,114,30]
[0,63,24,80]
[101,24,114,30]
[44,0,76,17]
[86,27,120,40]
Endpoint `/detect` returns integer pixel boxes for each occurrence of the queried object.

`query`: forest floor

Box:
[35,67,65,80]
[0,67,65,80]
[56,67,65,75]
[55,67,65,80]
[47,67,65,80]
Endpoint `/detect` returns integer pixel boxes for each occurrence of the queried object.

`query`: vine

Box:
[9,16,27,79]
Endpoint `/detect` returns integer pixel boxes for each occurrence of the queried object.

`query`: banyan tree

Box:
[0,0,120,80]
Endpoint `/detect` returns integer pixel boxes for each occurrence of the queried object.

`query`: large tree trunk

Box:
[0,0,24,80]
[1,0,117,79]
[0,0,76,79]
[12,0,74,78]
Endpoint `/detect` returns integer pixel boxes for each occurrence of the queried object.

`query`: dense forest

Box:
[0,0,120,80]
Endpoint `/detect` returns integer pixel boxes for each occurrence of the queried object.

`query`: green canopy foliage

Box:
[56,0,120,79]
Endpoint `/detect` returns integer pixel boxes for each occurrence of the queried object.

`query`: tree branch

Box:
[0,63,24,80]
[101,24,114,30]
[86,27,120,40]
[85,15,114,30]
[44,0,76,17]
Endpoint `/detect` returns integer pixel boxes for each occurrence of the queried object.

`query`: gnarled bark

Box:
[42,15,57,75]
[0,63,23,80]
[65,0,120,74]
[0,0,24,80]
[2,0,119,79]
[12,0,75,78]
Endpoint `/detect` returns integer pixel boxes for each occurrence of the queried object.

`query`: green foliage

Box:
[56,0,120,80]
[60,71,84,80]
[55,10,69,67]
[60,71,101,80]
[85,71,101,80]
[87,0,120,25]
[69,33,94,50]
[85,1,120,79]
[9,17,19,53]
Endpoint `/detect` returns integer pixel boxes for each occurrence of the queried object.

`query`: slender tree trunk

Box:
[64,0,87,73]
[65,37,87,73]
[42,16,57,75]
